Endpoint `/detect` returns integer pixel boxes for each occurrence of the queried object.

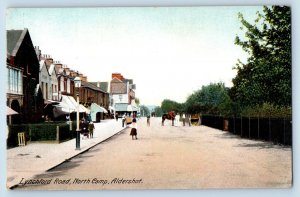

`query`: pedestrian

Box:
[147,115,150,126]
[80,118,89,139]
[175,113,180,126]
[122,113,126,127]
[182,113,186,126]
[88,121,95,138]
[130,118,138,140]
[115,112,119,121]
[188,114,192,126]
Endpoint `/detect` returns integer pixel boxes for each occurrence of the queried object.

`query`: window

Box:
[41,82,44,98]
[7,66,22,94]
[45,83,48,99]
[60,77,64,92]
[67,79,70,93]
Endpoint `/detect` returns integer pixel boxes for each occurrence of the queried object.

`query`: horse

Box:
[162,111,176,126]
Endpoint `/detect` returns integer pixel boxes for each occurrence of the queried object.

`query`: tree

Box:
[185,83,233,116]
[135,97,140,106]
[139,105,150,117]
[161,99,183,113]
[232,6,291,107]
[154,106,163,117]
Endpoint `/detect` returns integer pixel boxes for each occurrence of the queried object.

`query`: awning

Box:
[115,103,138,112]
[100,106,108,113]
[114,103,128,112]
[79,104,90,114]
[7,106,18,116]
[90,103,107,121]
[52,95,89,117]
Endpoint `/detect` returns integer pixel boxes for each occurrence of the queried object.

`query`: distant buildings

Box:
[6,28,124,124]
[110,73,138,116]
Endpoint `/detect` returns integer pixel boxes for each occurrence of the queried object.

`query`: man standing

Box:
[147,115,150,126]
[88,121,95,138]
[182,113,186,126]
[122,113,126,127]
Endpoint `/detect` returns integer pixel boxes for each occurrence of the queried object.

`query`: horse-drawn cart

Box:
[190,114,201,126]
[126,116,132,125]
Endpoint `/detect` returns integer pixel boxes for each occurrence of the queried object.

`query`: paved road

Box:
[15,117,292,190]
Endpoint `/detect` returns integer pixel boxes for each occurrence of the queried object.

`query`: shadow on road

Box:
[215,131,291,150]
[235,142,291,150]
[214,131,241,139]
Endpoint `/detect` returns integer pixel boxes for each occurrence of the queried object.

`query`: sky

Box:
[6,7,263,106]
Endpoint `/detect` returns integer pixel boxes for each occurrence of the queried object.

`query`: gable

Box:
[7,29,23,56]
[111,77,123,83]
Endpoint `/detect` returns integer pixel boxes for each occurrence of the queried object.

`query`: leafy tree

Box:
[154,106,163,117]
[139,105,150,117]
[232,6,291,107]
[161,99,182,113]
[185,83,233,116]
[135,97,140,105]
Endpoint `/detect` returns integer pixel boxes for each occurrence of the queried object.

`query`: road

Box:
[15,117,292,190]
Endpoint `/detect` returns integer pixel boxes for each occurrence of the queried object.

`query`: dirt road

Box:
[15,117,292,190]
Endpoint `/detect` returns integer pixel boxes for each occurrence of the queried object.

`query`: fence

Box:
[7,121,77,148]
[201,115,292,146]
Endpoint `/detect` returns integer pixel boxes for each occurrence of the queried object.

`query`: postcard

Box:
[6,6,292,190]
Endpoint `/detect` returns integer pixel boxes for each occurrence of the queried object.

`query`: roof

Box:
[81,81,108,94]
[48,64,56,75]
[123,79,133,84]
[90,82,109,92]
[39,60,46,71]
[111,77,123,83]
[7,29,25,56]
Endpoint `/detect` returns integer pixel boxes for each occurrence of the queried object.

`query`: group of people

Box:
[79,119,95,139]
[174,113,192,127]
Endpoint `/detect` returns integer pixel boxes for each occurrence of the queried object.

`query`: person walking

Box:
[188,114,192,126]
[80,119,89,139]
[88,121,95,138]
[115,112,119,121]
[182,113,186,126]
[122,113,126,127]
[175,113,180,127]
[130,118,138,140]
[147,115,150,126]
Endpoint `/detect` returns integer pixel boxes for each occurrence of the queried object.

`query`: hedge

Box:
[7,121,77,148]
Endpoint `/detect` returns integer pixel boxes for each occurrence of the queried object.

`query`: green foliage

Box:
[232,6,291,107]
[185,82,233,116]
[139,105,150,116]
[161,99,183,113]
[154,106,163,117]
[135,97,140,105]
[240,102,291,118]
[7,122,75,148]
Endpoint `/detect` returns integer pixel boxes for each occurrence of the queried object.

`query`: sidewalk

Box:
[6,119,126,189]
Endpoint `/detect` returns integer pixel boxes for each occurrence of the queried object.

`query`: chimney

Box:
[112,73,124,80]
[70,70,77,77]
[34,46,41,61]
[81,76,87,82]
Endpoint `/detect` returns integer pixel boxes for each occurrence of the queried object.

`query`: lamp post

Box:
[74,76,81,150]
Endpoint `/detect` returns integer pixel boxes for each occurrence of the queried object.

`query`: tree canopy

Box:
[231,6,291,107]
[161,99,183,113]
[185,82,233,116]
